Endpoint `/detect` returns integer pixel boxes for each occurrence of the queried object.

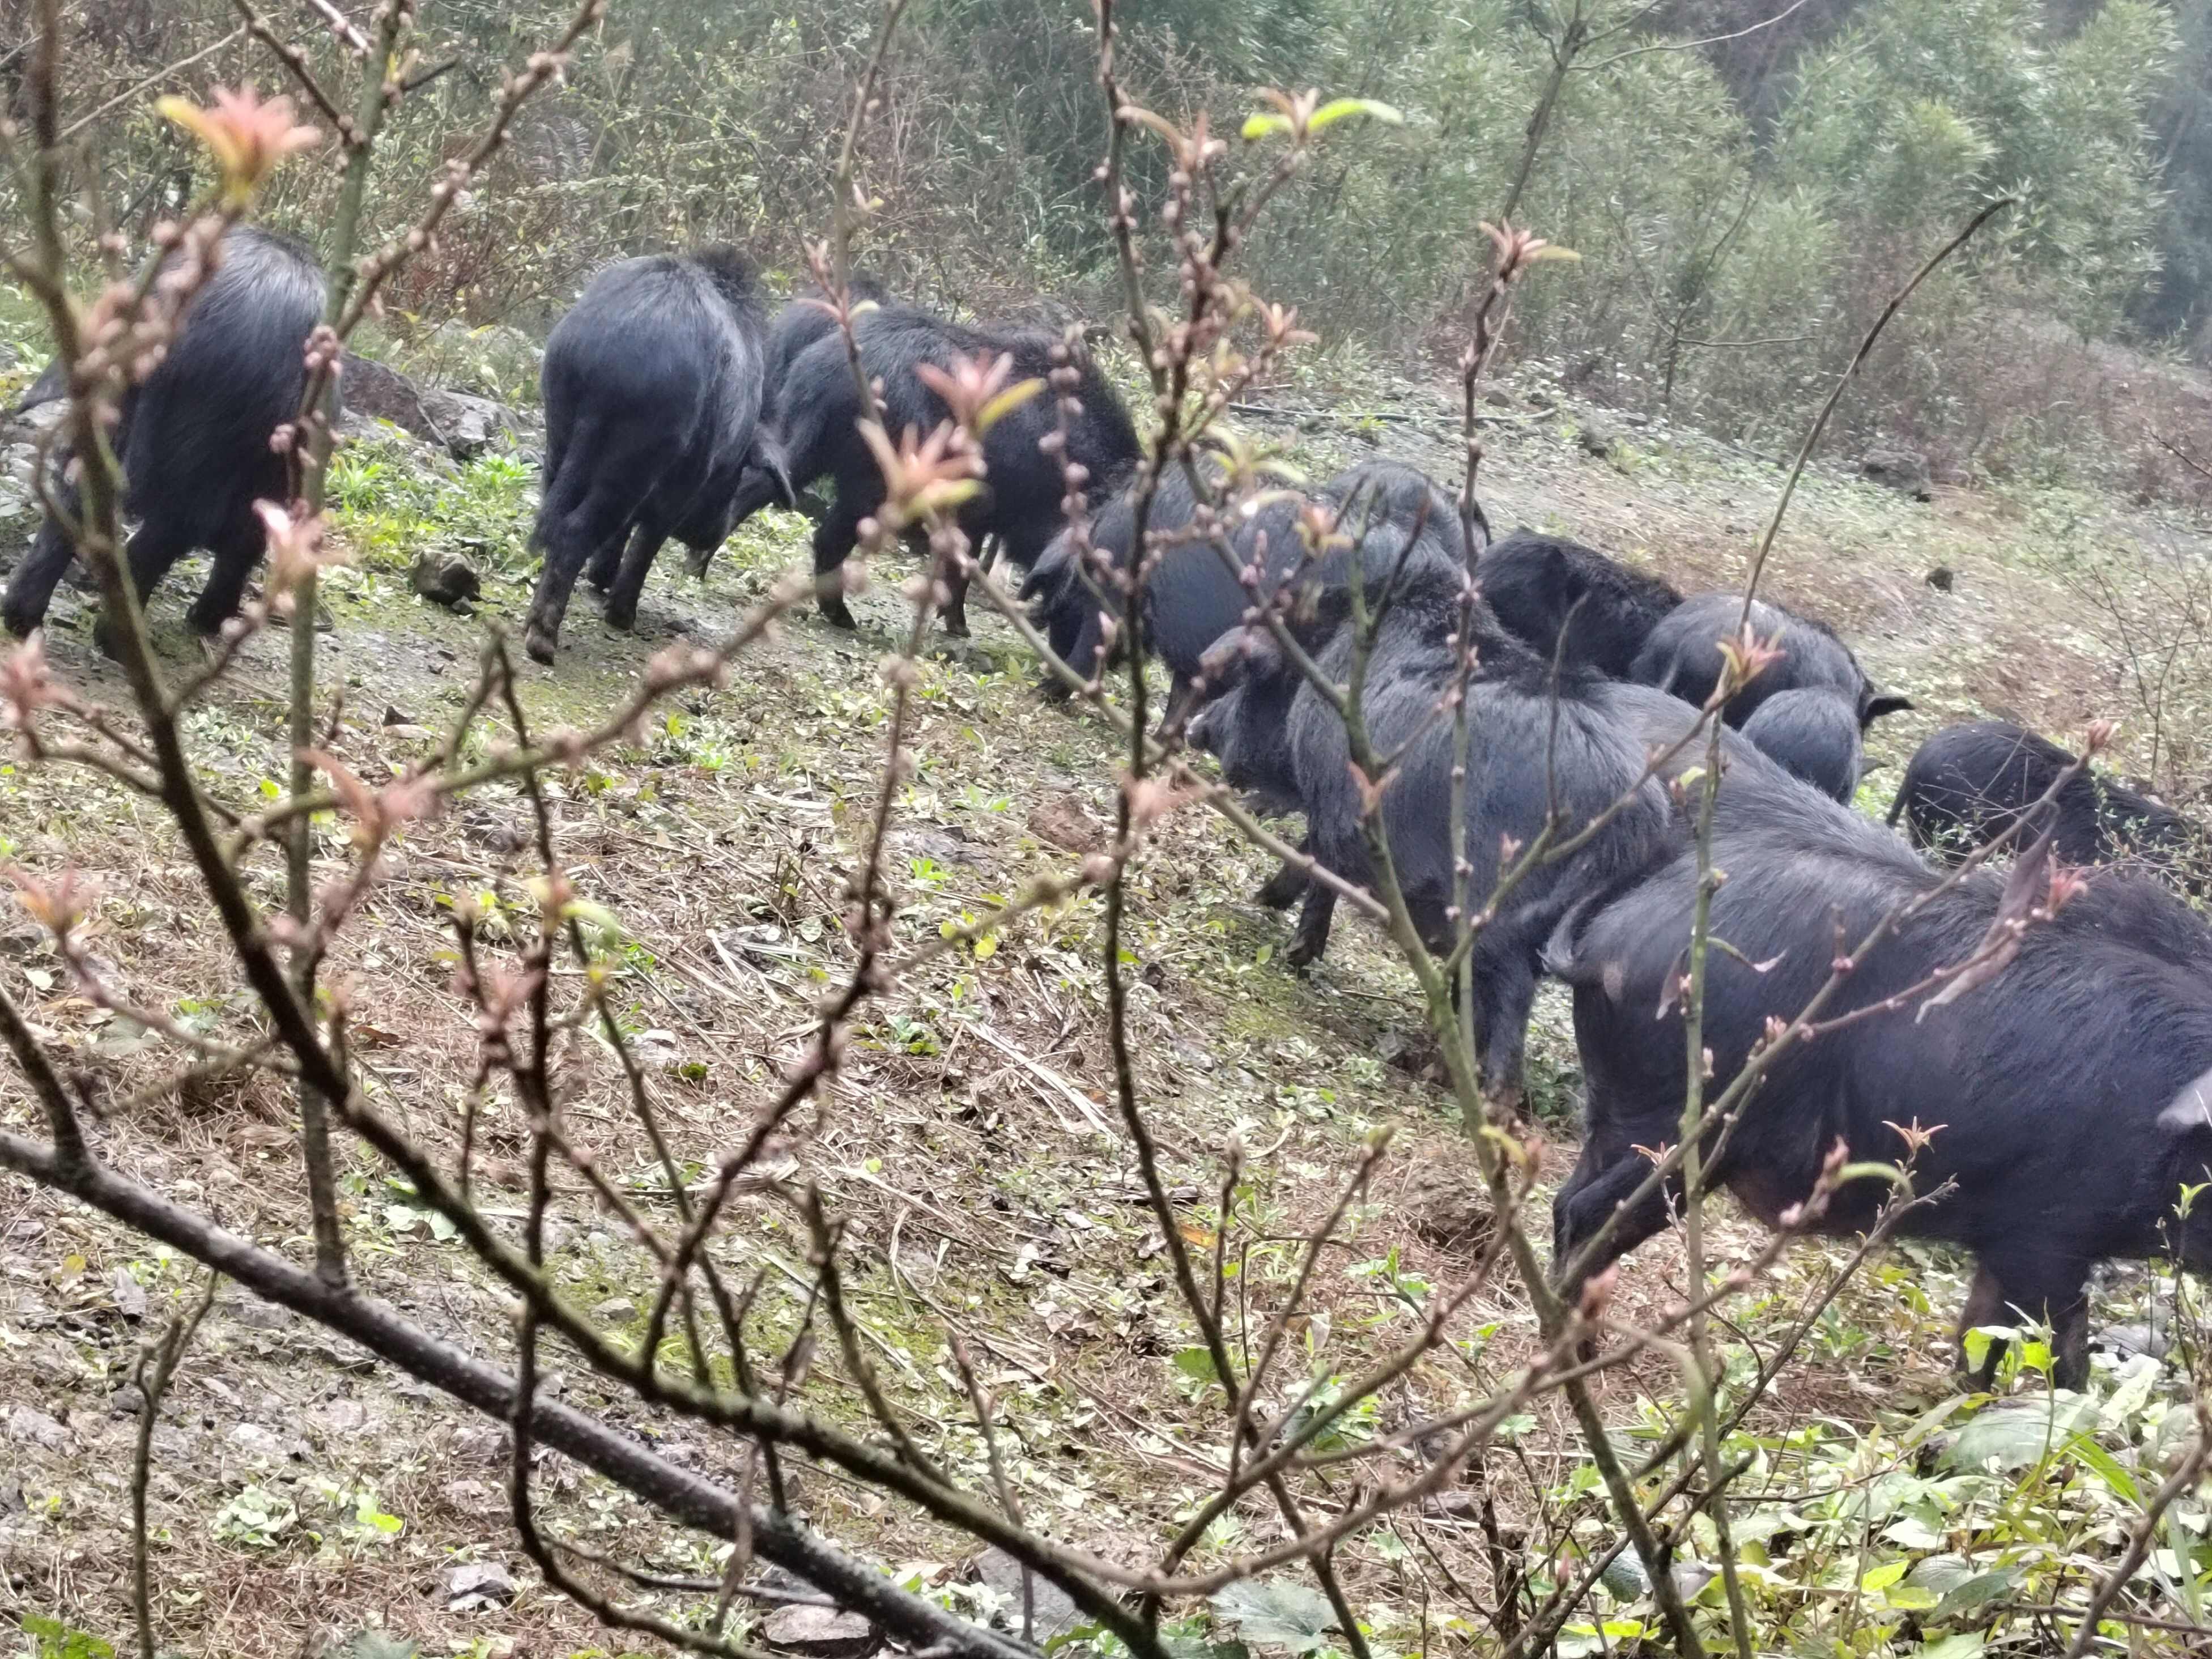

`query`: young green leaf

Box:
[1307,98,1402,133]
[1860,1559,1909,1592]
[1172,1346,1218,1383]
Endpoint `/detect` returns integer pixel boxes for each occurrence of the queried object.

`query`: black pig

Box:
[1630,592,1911,730]
[1888,720,2204,886]
[1551,781,2212,1388]
[724,304,1141,636]
[1474,529,1681,678]
[762,273,892,402]
[1025,458,1466,706]
[1189,565,1675,1101]
[5,228,325,640]
[1740,687,1863,802]
[684,272,895,578]
[525,246,773,662]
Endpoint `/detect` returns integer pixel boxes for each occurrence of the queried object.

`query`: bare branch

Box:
[131,1271,221,1659]
[0,1125,1041,1659]
[2061,1432,2212,1659]
[1738,199,2011,621]
[60,25,250,141]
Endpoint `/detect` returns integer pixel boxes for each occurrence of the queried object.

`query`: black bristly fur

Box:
[1890,719,2207,890]
[525,246,773,663]
[1741,687,1864,802]
[684,273,895,579]
[1024,458,1466,707]
[1474,528,1682,679]
[721,303,1141,637]
[1631,590,1911,730]
[1189,563,1676,1100]
[1550,778,2212,1389]
[5,227,325,641]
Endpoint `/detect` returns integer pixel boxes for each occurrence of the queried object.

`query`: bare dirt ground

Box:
[0,363,2200,1657]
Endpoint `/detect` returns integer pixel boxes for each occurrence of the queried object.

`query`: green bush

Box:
[10,0,2197,487]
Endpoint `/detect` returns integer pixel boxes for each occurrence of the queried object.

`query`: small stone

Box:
[420,388,516,460]
[1027,793,1102,855]
[110,1266,146,1320]
[411,549,483,609]
[10,358,63,414]
[439,1478,499,1513]
[452,1422,508,1461]
[1925,565,1955,593]
[974,1546,1081,1640]
[901,828,975,869]
[227,1422,284,1456]
[448,1560,518,1611]
[6,1406,69,1450]
[0,1481,23,1512]
[15,398,66,435]
[1401,1162,1493,1252]
[228,1299,293,1332]
[762,1602,878,1658]
[314,1398,368,1435]
[2099,1322,2172,1360]
[1170,1039,1218,1074]
[1673,1562,1718,1602]
[590,1296,637,1324]
[338,351,434,440]
[0,925,47,958]
[1576,420,1618,460]
[1482,387,1515,408]
[109,1384,147,1418]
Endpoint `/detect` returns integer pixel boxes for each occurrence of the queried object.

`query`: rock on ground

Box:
[1576,419,1619,460]
[6,1405,69,1450]
[1027,793,1103,855]
[411,550,483,609]
[421,388,516,460]
[448,1560,518,1610]
[339,351,434,440]
[974,1545,1083,1640]
[1400,1162,1493,1252]
[762,1602,878,1657]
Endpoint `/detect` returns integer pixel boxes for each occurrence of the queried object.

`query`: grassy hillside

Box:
[3,343,2209,1656]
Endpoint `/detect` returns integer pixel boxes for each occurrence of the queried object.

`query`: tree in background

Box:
[3,0,2200,478]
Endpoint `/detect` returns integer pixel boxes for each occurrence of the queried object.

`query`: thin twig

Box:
[2061,1432,2211,1659]
[60,26,250,140]
[1737,199,2011,623]
[131,1271,222,1659]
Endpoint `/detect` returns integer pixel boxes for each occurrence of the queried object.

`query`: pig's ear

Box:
[12,357,66,416]
[1194,623,1281,700]
[2160,1065,2212,1135]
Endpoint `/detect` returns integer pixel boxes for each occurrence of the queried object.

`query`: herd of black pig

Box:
[13,232,2212,1390]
